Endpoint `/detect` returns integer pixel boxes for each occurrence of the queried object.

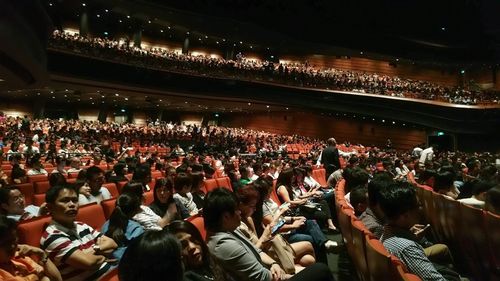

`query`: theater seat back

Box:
[17,215,51,247]
[76,203,106,231]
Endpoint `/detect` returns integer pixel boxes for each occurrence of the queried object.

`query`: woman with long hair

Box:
[101,193,145,260]
[204,188,333,281]
[122,181,177,230]
[119,231,184,281]
[276,168,336,232]
[166,220,226,281]
[236,184,316,273]
[149,177,185,219]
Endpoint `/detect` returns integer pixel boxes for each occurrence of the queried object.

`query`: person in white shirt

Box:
[458,180,495,209]
[26,157,48,176]
[78,166,112,205]
[172,173,198,218]
[419,145,437,167]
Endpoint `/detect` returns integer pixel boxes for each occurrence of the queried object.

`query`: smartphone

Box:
[271,219,286,235]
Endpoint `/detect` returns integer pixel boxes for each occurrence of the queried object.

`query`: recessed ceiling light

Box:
[105,9,108,12]
[82,3,86,7]
[115,93,119,96]
[124,97,128,101]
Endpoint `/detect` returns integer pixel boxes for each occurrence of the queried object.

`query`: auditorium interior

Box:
[0,1,499,281]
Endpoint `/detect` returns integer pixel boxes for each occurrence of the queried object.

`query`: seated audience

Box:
[457,180,496,208]
[41,185,118,281]
[26,156,48,176]
[254,177,338,260]
[379,182,460,281]
[78,166,112,205]
[107,162,128,183]
[190,172,206,209]
[205,188,334,281]
[0,216,62,281]
[132,164,153,191]
[101,193,145,260]
[167,220,226,281]
[122,182,176,230]
[148,177,184,220]
[0,186,48,221]
[485,185,500,215]
[173,172,199,218]
[236,184,316,273]
[119,230,184,281]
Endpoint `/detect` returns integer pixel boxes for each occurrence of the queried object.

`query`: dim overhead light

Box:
[82,3,86,7]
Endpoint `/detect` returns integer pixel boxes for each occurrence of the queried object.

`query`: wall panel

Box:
[224,111,426,151]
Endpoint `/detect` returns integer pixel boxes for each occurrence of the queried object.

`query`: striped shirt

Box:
[381,225,446,281]
[41,221,112,281]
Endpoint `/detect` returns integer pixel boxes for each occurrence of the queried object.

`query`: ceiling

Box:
[0,76,293,114]
[43,0,500,65]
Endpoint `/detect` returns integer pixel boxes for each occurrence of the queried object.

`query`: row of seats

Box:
[335,179,422,281]
[413,181,500,281]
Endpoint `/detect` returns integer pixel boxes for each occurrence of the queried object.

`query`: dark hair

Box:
[119,231,183,281]
[485,185,500,215]
[49,173,67,187]
[350,187,368,216]
[0,187,15,213]
[121,182,145,199]
[236,184,260,205]
[276,168,294,201]
[153,177,175,206]
[113,162,127,176]
[203,188,239,232]
[166,220,210,270]
[378,182,418,221]
[479,165,498,180]
[174,173,192,192]
[10,164,26,182]
[106,193,141,245]
[86,166,104,181]
[433,171,455,192]
[132,164,151,183]
[190,172,204,192]
[343,167,369,192]
[0,215,17,242]
[367,173,394,207]
[46,185,78,204]
[472,180,496,196]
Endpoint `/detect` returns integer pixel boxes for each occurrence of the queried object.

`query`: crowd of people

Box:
[49,30,500,105]
[0,115,499,281]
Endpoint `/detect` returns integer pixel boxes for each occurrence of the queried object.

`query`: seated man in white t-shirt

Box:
[78,166,112,205]
[0,187,48,221]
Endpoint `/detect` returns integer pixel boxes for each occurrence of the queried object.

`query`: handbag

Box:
[267,234,296,274]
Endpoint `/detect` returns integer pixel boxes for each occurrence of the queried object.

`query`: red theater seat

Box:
[203,179,219,193]
[101,198,117,219]
[28,174,49,183]
[102,183,119,198]
[33,194,46,206]
[34,181,50,194]
[144,191,154,205]
[365,237,401,281]
[187,215,206,241]
[17,215,51,247]
[14,183,34,205]
[215,176,232,191]
[76,203,106,231]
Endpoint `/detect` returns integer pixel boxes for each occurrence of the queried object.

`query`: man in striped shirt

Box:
[41,185,117,281]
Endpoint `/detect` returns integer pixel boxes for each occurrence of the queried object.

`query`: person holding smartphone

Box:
[236,185,317,273]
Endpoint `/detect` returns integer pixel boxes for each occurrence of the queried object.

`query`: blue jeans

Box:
[287,219,327,254]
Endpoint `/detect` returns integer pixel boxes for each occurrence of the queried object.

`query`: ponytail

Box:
[106,192,141,245]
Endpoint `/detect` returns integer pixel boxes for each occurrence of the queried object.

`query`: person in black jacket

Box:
[320,138,341,181]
